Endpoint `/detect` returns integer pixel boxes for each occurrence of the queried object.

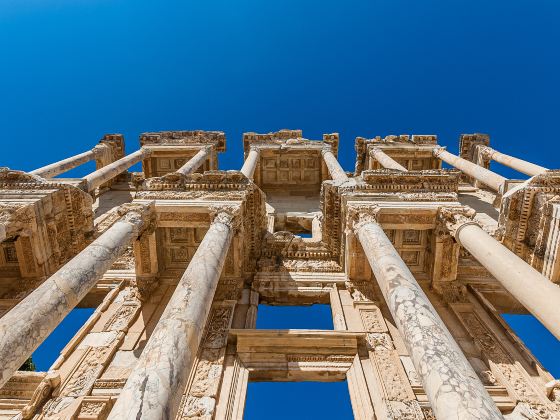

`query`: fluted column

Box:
[82,148,151,192]
[29,145,107,178]
[369,148,408,171]
[479,146,548,177]
[0,204,152,387]
[240,146,260,179]
[322,147,348,182]
[433,148,506,192]
[176,145,212,175]
[440,208,560,340]
[350,208,502,420]
[108,207,238,420]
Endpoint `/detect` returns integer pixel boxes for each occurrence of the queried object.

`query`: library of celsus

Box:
[0,129,559,419]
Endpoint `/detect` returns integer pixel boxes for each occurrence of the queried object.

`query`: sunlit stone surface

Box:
[0,130,557,419]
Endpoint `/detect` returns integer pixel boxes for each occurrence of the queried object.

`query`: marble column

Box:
[433,148,506,192]
[322,147,348,182]
[108,207,238,420]
[369,148,408,171]
[240,146,260,179]
[83,148,151,192]
[29,145,107,178]
[454,221,560,340]
[352,210,502,420]
[0,206,150,387]
[478,146,548,177]
[176,145,212,175]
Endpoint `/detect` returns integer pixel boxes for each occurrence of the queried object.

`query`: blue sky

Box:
[2,1,559,418]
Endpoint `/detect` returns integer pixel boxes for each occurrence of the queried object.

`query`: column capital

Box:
[91,143,110,158]
[477,145,496,160]
[436,206,479,239]
[347,205,381,233]
[209,205,242,230]
[432,147,446,158]
[321,145,334,156]
[118,202,156,236]
[248,145,261,153]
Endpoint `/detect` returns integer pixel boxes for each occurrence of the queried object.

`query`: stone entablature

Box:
[499,170,560,282]
[355,134,439,175]
[139,130,226,178]
[140,130,226,151]
[0,168,94,292]
[0,129,559,420]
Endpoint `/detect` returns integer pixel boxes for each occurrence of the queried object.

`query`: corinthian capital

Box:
[432,147,446,158]
[118,202,156,235]
[209,205,242,230]
[346,205,381,233]
[436,206,478,237]
[92,143,110,158]
[477,146,496,161]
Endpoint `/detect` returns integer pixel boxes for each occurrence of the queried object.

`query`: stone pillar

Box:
[479,146,548,177]
[240,146,260,179]
[350,208,503,420]
[322,147,348,182]
[433,148,506,192]
[108,207,238,420]
[176,145,212,175]
[444,211,560,340]
[29,145,106,178]
[0,205,151,387]
[369,148,408,171]
[82,148,151,192]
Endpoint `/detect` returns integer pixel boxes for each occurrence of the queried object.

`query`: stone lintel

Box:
[361,169,460,193]
[230,329,360,381]
[139,130,226,152]
[243,130,338,156]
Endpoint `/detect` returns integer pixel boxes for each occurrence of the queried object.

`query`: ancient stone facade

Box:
[0,129,558,419]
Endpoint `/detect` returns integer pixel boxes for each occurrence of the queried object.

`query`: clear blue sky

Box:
[2,1,559,418]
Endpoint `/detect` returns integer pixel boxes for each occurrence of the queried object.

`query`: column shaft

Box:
[322,148,348,182]
[370,148,408,171]
[355,220,502,420]
[481,147,548,177]
[434,148,506,192]
[456,223,560,340]
[29,149,98,178]
[176,146,212,175]
[108,211,235,420]
[83,148,149,192]
[240,147,260,179]
[0,212,146,387]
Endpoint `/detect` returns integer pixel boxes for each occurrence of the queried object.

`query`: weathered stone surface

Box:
[0,129,556,420]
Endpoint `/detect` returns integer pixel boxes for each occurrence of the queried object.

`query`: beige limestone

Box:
[434,147,507,191]
[479,146,548,177]
[352,213,503,420]
[83,148,151,192]
[0,205,151,387]
[322,147,348,181]
[456,222,560,340]
[107,208,237,420]
[369,148,408,171]
[0,129,558,420]
[176,145,212,175]
[29,148,102,178]
[240,146,260,179]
